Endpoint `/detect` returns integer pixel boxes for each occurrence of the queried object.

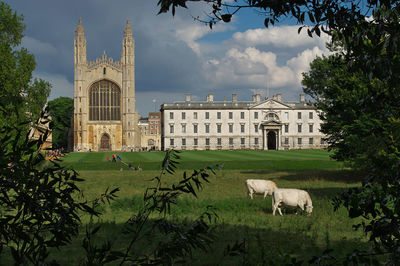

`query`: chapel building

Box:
[161,93,328,151]
[73,19,140,151]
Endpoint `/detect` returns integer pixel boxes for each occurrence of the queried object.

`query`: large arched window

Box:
[89,80,121,121]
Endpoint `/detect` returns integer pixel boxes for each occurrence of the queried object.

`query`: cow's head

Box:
[305,205,313,214]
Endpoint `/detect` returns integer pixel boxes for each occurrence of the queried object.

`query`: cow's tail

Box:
[271,181,278,195]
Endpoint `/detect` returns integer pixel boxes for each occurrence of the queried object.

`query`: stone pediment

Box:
[250,99,291,110]
[260,120,282,126]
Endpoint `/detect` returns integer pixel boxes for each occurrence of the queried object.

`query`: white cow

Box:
[245,179,278,199]
[272,189,313,216]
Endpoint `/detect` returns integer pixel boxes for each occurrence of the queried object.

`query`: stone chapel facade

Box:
[73,19,140,151]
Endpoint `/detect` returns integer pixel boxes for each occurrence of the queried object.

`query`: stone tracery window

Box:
[89,80,121,121]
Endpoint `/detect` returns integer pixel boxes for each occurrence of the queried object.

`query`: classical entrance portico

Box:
[261,121,282,150]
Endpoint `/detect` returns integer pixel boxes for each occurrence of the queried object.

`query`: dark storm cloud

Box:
[136,35,204,93]
[6,2,203,86]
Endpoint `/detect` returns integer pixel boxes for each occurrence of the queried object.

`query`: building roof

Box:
[161,99,316,111]
[139,117,148,123]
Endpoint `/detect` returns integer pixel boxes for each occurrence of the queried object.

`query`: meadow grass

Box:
[4,150,372,265]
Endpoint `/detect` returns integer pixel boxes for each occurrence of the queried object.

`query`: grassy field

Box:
[8,150,373,265]
[59,149,345,171]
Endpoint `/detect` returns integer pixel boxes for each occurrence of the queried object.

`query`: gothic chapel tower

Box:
[73,19,140,151]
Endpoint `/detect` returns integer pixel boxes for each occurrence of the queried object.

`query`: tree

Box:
[303,51,400,264]
[0,2,51,135]
[157,0,400,263]
[48,97,74,149]
[301,9,400,265]
[302,55,394,169]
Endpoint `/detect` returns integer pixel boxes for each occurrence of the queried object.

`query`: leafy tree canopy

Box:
[303,54,399,168]
[48,97,73,149]
[0,2,51,134]
[301,12,400,264]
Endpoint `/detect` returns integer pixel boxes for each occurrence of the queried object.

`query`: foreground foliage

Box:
[0,112,102,264]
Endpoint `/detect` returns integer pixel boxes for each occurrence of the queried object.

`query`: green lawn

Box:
[59,149,345,171]
[6,150,373,265]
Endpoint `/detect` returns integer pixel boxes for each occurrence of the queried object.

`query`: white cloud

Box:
[287,46,326,83]
[201,43,329,100]
[175,26,209,55]
[232,25,330,49]
[174,22,232,56]
[192,24,332,102]
[205,47,297,89]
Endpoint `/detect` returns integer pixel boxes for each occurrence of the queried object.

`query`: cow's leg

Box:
[272,198,277,215]
[263,191,268,199]
[273,203,278,216]
[277,203,283,216]
[247,187,252,199]
[273,201,283,216]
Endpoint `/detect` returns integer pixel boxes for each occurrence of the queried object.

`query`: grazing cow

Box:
[272,189,313,216]
[245,179,278,199]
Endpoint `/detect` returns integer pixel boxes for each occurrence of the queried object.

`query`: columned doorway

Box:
[100,133,111,151]
[261,123,282,150]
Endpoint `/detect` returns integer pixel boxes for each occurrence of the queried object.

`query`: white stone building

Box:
[160,93,327,151]
[72,19,140,152]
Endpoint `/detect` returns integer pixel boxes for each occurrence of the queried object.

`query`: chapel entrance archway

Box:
[100,133,111,151]
[267,131,277,150]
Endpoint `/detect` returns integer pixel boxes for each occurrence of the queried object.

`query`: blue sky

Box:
[5,0,330,116]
